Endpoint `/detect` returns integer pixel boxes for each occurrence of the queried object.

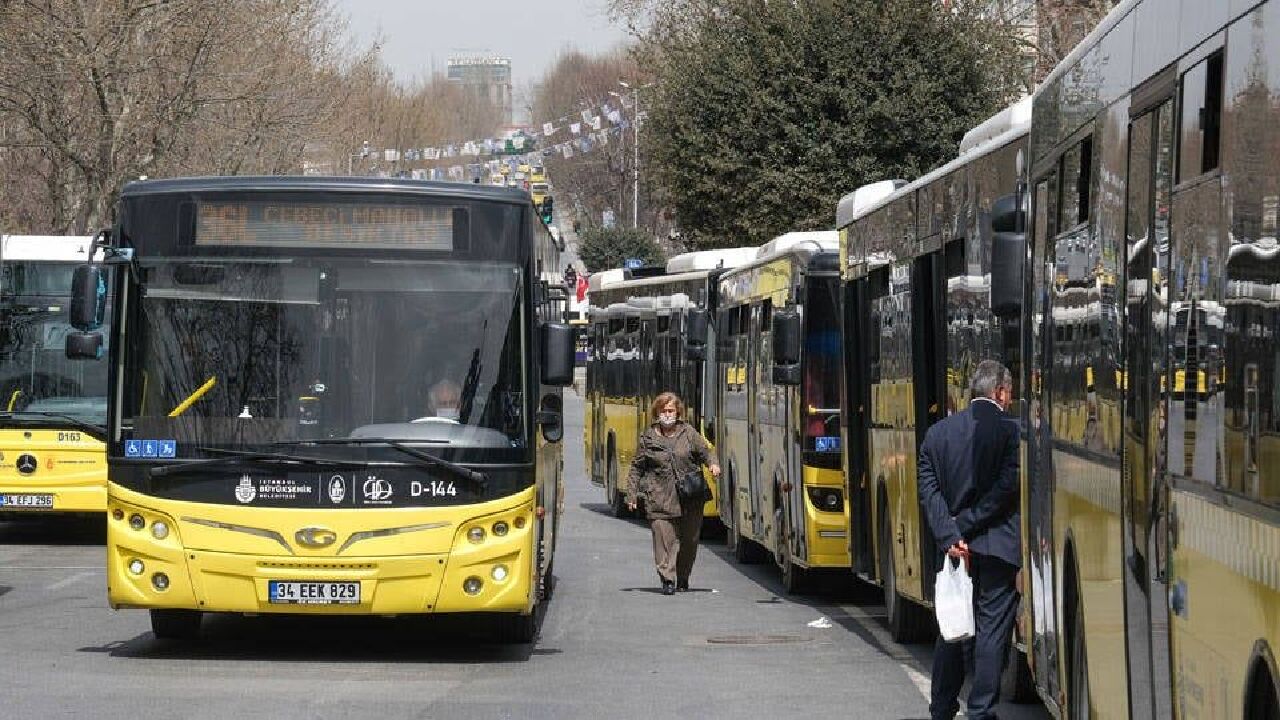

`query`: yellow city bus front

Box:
[106,483,539,615]
[0,430,105,513]
[0,237,110,515]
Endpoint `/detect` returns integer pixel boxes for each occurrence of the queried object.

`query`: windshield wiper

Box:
[149,447,370,478]
[291,438,487,489]
[0,411,107,440]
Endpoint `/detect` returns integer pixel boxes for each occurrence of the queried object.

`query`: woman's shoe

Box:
[662,580,675,595]
[676,578,689,592]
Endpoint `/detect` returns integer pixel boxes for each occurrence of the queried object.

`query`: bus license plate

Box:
[0,494,54,509]
[268,581,360,605]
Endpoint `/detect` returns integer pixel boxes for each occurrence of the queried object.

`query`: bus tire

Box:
[1067,576,1090,720]
[1000,645,1038,704]
[775,506,807,594]
[879,502,928,643]
[150,609,202,641]
[607,453,628,518]
[494,609,539,644]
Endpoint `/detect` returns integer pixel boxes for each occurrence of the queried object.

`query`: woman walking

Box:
[626,392,721,595]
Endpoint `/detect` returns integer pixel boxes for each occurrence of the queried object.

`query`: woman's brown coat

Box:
[624,421,719,520]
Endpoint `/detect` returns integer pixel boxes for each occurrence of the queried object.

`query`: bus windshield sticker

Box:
[196,201,454,250]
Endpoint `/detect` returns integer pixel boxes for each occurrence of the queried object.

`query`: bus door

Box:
[747,301,766,539]
[844,270,886,576]
[590,323,607,480]
[1120,93,1176,720]
[911,245,948,601]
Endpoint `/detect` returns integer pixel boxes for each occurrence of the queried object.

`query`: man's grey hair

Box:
[970,360,1013,398]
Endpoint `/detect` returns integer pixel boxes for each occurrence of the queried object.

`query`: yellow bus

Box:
[716,232,851,593]
[64,177,576,642]
[1021,2,1280,715]
[0,235,109,517]
[584,248,756,521]
[837,98,1029,642]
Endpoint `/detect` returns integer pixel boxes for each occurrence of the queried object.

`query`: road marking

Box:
[833,602,932,703]
[44,570,98,591]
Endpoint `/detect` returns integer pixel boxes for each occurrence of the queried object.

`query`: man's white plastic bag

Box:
[935,557,975,642]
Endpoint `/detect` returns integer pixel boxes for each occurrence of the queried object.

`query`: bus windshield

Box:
[803,277,841,453]
[0,260,109,427]
[123,257,526,455]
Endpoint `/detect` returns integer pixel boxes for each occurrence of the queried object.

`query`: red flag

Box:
[576,274,588,302]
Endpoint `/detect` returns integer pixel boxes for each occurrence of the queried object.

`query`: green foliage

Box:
[636,0,1025,249]
[578,226,665,272]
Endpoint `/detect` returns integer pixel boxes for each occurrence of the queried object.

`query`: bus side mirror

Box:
[70,264,106,331]
[991,192,1026,318]
[65,331,104,360]
[686,309,708,346]
[540,322,575,386]
[772,308,801,366]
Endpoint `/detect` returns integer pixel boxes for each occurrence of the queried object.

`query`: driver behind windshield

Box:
[415,379,462,423]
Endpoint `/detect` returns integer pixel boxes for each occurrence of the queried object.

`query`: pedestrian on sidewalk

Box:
[918,359,1021,720]
[625,391,721,595]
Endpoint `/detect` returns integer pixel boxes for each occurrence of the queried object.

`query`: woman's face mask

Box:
[658,410,678,428]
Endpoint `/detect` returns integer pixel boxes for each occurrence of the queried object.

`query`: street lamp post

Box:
[618,81,641,229]
[348,140,370,175]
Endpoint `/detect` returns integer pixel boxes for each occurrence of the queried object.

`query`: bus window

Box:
[804,279,841,452]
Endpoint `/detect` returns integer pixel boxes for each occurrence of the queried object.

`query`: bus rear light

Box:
[151,573,169,591]
[463,577,483,595]
[128,559,144,575]
[128,513,145,531]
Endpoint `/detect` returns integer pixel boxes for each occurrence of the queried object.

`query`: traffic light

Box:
[540,196,554,225]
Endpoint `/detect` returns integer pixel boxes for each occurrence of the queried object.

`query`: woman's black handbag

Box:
[676,469,712,503]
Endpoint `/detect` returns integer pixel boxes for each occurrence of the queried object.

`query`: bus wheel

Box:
[1067,584,1090,720]
[879,505,928,643]
[607,453,628,518]
[495,608,540,644]
[150,609,202,641]
[775,506,806,594]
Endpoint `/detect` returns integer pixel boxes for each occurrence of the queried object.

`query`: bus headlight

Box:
[492,521,509,537]
[491,565,509,582]
[151,573,169,591]
[463,576,483,595]
[467,527,486,544]
[128,559,145,575]
[128,513,145,531]
[806,487,843,512]
[151,521,170,540]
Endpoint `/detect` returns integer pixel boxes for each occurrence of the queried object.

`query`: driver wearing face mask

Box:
[414,379,462,423]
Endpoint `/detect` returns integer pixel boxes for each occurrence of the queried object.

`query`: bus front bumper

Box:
[105,493,538,616]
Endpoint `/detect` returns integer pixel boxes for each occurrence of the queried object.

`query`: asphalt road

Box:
[0,388,1049,719]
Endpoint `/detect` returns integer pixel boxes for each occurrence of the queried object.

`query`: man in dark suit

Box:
[918,359,1020,720]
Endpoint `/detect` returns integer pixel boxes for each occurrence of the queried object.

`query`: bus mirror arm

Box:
[536,410,564,443]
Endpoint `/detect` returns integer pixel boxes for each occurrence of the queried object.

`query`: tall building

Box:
[447,55,512,127]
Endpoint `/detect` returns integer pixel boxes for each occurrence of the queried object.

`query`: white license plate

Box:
[268,580,360,605]
[0,494,54,509]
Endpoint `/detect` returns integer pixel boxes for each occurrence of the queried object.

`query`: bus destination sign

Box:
[196,201,454,250]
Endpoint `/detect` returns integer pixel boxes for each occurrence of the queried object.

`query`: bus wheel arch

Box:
[1244,640,1280,720]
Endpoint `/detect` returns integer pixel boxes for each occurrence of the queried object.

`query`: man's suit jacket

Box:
[917,398,1021,568]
